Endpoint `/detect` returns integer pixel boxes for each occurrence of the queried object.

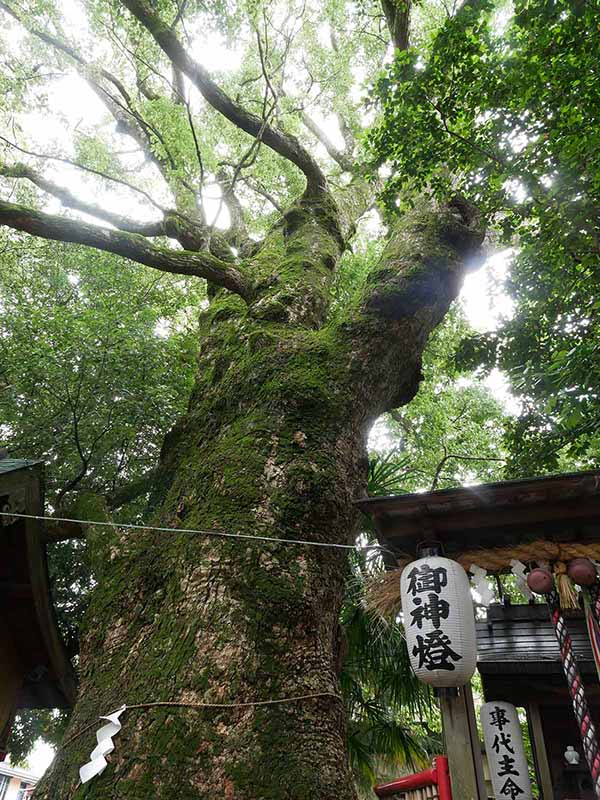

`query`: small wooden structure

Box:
[0,458,76,758]
[358,469,600,800]
[478,603,598,799]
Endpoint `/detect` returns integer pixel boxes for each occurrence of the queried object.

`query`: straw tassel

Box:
[554,561,579,610]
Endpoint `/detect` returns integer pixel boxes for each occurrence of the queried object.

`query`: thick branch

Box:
[43,519,86,543]
[0,141,229,256]
[216,169,249,245]
[0,198,252,298]
[0,134,166,212]
[172,64,186,105]
[342,197,485,413]
[120,0,328,195]
[381,0,412,51]
[1,162,166,236]
[107,469,158,510]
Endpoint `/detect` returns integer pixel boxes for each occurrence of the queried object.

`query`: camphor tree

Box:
[0,0,487,796]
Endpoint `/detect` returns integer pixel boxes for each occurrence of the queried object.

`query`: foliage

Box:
[340,557,440,791]
[373,308,507,491]
[329,237,386,323]
[0,230,201,510]
[6,711,68,767]
[369,0,600,477]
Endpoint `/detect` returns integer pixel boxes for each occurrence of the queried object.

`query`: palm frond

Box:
[367,451,412,497]
[341,555,437,789]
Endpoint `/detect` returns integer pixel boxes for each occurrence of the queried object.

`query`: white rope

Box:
[0,510,391,554]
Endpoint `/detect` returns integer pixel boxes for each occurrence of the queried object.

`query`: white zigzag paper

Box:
[79,705,127,784]
[470,564,495,607]
[510,558,533,600]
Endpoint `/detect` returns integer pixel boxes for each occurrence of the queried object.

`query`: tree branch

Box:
[380,0,412,51]
[240,176,283,213]
[107,469,158,510]
[43,519,86,543]
[430,452,505,490]
[216,170,249,246]
[120,0,329,196]
[0,198,253,298]
[1,161,166,236]
[341,197,486,413]
[299,112,353,172]
[0,139,230,255]
[0,134,165,212]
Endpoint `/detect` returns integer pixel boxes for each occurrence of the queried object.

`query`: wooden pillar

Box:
[0,620,22,757]
[438,684,487,800]
[527,703,553,800]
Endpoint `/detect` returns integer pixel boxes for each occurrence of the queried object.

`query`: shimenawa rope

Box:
[62,692,341,748]
[0,510,393,555]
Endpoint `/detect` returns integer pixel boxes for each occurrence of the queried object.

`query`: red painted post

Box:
[435,756,452,800]
[374,756,452,798]
[374,765,437,796]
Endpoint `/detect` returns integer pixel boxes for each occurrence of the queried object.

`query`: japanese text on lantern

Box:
[406,563,462,672]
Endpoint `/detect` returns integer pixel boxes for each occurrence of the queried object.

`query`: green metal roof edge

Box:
[0,458,43,475]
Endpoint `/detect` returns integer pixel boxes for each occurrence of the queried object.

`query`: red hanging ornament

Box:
[526,567,554,595]
[568,558,598,587]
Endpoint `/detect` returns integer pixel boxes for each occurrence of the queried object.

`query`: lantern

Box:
[400,555,477,687]
[481,701,533,800]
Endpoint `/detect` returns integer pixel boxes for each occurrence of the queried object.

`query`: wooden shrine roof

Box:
[356,469,600,564]
[477,603,592,673]
[476,603,599,705]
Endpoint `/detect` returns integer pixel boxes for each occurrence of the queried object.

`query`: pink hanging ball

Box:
[567,558,598,587]
[527,568,554,595]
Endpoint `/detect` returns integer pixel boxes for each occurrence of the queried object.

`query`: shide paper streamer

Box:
[79,705,127,784]
[469,564,494,607]
[510,559,533,600]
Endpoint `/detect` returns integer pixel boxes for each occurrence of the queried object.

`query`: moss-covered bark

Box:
[34,194,483,800]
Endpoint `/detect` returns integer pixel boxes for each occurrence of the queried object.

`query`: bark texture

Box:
[33,194,484,800]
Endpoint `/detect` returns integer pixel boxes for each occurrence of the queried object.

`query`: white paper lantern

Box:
[400,555,477,687]
[481,701,533,800]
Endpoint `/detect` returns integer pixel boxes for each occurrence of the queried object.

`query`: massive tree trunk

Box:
[34,195,484,799]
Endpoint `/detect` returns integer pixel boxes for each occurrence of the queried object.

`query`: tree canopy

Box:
[369,0,600,477]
